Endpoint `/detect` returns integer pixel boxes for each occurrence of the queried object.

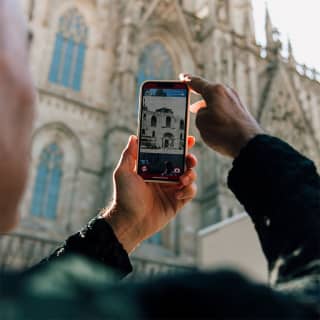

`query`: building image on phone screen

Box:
[140,89,186,154]
[139,88,187,179]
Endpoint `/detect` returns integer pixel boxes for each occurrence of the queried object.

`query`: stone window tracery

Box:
[30,143,63,220]
[136,41,175,92]
[49,8,88,91]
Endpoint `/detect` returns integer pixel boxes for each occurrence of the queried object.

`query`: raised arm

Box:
[228,135,320,286]
[183,74,320,289]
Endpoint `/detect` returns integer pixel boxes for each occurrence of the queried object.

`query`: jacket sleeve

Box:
[36,217,132,278]
[227,135,320,285]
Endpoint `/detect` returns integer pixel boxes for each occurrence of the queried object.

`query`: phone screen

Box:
[138,82,189,182]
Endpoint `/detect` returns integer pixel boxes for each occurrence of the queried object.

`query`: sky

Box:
[252,0,320,71]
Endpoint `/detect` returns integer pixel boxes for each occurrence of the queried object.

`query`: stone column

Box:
[110,0,144,126]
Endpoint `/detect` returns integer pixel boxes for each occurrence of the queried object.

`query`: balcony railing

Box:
[0,233,195,278]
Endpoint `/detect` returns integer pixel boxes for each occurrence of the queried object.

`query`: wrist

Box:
[101,205,143,254]
[232,126,263,159]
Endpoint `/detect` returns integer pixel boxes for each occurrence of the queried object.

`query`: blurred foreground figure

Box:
[0,2,319,319]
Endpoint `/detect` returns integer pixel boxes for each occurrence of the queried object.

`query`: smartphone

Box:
[137,81,190,183]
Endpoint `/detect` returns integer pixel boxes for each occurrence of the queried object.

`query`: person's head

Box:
[0,69,35,233]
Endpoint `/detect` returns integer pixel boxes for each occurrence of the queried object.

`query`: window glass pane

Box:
[30,163,48,216]
[46,167,62,219]
[49,8,88,90]
[61,39,74,87]
[30,144,63,220]
[49,34,63,83]
[73,43,86,91]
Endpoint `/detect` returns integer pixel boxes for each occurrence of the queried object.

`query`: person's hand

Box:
[181,74,263,158]
[102,135,197,253]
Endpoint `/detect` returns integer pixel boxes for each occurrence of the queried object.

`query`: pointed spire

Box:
[264,3,282,58]
[287,37,295,66]
[288,38,293,57]
[265,3,274,47]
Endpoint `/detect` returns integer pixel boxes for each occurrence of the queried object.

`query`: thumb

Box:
[118,135,138,172]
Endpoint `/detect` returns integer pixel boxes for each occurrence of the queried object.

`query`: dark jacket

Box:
[0,135,319,319]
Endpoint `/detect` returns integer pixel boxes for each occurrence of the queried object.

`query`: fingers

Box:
[179,73,200,95]
[187,136,196,149]
[176,154,197,197]
[117,135,138,172]
[176,183,197,200]
[181,74,213,101]
[190,99,207,114]
[186,153,197,169]
[179,168,197,187]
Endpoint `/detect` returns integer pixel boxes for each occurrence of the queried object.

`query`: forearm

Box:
[36,215,133,279]
[101,205,144,254]
[228,135,320,283]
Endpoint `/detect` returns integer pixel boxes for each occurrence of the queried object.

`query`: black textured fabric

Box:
[133,270,318,319]
[38,217,132,278]
[228,135,320,285]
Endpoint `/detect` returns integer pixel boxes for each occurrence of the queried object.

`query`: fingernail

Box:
[179,73,192,82]
[184,75,192,82]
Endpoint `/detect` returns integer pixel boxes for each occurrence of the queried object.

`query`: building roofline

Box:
[198,212,248,238]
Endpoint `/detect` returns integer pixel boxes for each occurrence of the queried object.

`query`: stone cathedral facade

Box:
[12,0,320,268]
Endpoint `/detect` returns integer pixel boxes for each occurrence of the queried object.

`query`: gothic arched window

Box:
[166,116,171,128]
[49,8,88,91]
[151,116,157,127]
[30,143,63,220]
[137,41,175,91]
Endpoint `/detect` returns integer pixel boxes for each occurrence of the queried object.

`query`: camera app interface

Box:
[138,83,188,181]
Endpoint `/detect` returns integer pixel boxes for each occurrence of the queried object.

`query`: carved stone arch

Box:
[22,122,83,236]
[137,27,196,78]
[31,122,83,168]
[104,126,133,168]
[48,2,98,48]
[259,66,320,164]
